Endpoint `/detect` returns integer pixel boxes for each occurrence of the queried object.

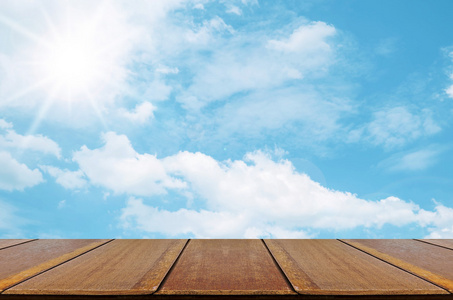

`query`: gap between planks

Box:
[0,239,115,294]
[338,239,452,294]
[0,240,38,251]
[154,239,191,294]
[414,239,453,251]
[260,239,297,294]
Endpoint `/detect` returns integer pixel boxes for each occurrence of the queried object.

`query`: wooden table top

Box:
[0,239,452,299]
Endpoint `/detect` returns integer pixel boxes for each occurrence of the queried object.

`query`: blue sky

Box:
[1,0,453,238]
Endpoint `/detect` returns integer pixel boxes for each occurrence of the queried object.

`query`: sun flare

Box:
[46,37,98,90]
[36,30,106,100]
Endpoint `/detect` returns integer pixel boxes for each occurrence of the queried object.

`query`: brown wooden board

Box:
[156,239,295,295]
[265,239,446,296]
[1,294,453,300]
[5,239,187,296]
[0,239,110,292]
[342,239,453,293]
[0,240,35,250]
[419,239,453,251]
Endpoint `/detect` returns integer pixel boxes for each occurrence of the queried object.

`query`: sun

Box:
[44,36,99,91]
[35,26,107,101]
[0,1,132,130]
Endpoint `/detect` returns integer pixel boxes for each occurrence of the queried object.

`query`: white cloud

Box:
[155,65,179,74]
[241,0,259,5]
[118,102,156,124]
[121,198,248,238]
[0,120,61,158]
[40,165,87,190]
[445,50,453,99]
[213,88,352,142]
[179,21,338,110]
[350,107,441,149]
[161,151,423,231]
[446,84,453,98]
[378,147,444,172]
[193,3,205,10]
[73,132,186,196]
[144,80,173,102]
[226,6,242,15]
[0,119,12,129]
[0,151,43,191]
[72,132,453,238]
[184,16,234,46]
[419,204,453,238]
[268,21,336,54]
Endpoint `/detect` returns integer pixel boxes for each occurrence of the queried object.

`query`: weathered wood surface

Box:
[156,239,295,295]
[0,239,109,292]
[6,240,187,295]
[342,239,453,293]
[0,294,452,300]
[419,239,453,250]
[0,240,35,250]
[265,239,446,295]
[1,239,452,298]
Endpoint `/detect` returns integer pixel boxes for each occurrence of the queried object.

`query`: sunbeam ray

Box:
[25,84,61,138]
[0,14,51,48]
[1,78,52,107]
[82,89,109,131]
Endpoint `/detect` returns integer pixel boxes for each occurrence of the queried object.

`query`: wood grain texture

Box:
[156,239,295,295]
[418,239,453,251]
[5,239,187,295]
[1,294,453,300]
[0,240,35,250]
[265,239,446,295]
[342,239,453,293]
[0,239,110,292]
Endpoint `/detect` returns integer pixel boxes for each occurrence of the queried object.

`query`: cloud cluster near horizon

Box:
[49,132,453,238]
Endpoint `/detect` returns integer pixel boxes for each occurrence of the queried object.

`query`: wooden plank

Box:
[265,239,446,295]
[5,239,187,295]
[342,239,453,293]
[156,239,295,295]
[1,294,453,300]
[419,239,453,251]
[0,239,35,250]
[0,239,110,292]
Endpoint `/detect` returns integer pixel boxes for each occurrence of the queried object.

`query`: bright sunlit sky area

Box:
[1,0,453,239]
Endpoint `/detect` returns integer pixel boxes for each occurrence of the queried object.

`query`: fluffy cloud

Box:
[268,21,336,55]
[419,204,453,238]
[118,102,156,124]
[72,132,453,238]
[0,119,61,158]
[40,165,87,190]
[160,151,423,231]
[0,151,43,191]
[446,84,453,98]
[73,132,186,196]
[349,107,441,149]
